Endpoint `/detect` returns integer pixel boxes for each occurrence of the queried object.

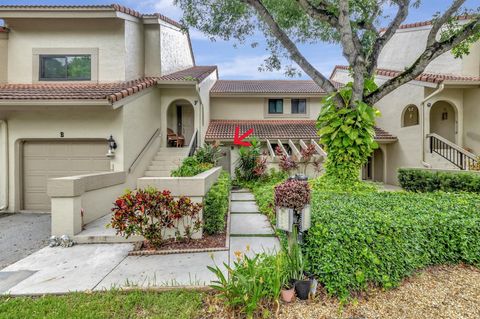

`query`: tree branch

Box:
[243,0,340,99]
[427,0,466,46]
[338,0,365,102]
[366,0,410,76]
[295,0,339,27]
[365,15,480,105]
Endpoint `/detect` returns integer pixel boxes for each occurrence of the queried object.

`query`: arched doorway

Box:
[166,100,195,147]
[430,101,456,143]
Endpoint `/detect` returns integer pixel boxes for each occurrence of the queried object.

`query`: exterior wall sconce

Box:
[194,100,198,106]
[106,135,117,158]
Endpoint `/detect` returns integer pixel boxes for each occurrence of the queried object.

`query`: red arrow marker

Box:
[234,126,254,146]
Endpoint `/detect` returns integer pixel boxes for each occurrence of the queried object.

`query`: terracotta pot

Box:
[281,287,295,303]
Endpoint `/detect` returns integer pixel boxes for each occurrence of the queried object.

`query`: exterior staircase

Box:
[426,133,478,170]
[144,147,189,177]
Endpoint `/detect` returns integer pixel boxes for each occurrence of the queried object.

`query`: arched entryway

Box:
[430,101,456,143]
[166,100,195,147]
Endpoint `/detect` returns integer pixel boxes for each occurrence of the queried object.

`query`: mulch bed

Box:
[129,214,230,256]
[130,232,227,256]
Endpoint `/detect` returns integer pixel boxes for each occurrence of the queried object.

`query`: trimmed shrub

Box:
[398,168,480,193]
[204,171,231,235]
[171,157,213,177]
[304,187,480,298]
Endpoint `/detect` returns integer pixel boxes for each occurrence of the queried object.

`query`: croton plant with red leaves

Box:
[109,188,202,248]
[274,180,311,211]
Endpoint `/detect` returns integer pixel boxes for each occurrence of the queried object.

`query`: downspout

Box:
[420,83,445,165]
[0,120,8,211]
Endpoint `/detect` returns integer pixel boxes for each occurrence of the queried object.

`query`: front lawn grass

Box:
[0,289,204,319]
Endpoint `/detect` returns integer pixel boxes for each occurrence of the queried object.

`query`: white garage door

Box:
[23,140,110,211]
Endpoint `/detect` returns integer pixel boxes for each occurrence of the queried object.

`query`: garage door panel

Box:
[23,141,110,211]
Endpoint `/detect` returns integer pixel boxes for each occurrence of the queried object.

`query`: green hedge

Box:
[304,188,480,298]
[203,171,231,235]
[398,168,480,193]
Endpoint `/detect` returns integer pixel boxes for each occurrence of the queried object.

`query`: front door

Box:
[181,105,194,145]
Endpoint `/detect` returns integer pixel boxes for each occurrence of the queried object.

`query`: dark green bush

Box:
[398,168,480,193]
[204,171,231,235]
[171,157,213,177]
[304,188,480,298]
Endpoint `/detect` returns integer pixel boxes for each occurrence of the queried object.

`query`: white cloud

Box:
[126,0,182,19]
[214,55,286,80]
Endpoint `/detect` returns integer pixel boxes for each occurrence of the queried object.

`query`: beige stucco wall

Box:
[463,87,480,154]
[210,96,323,120]
[144,24,161,77]
[160,23,194,76]
[198,71,218,145]
[4,18,126,83]
[377,24,478,76]
[0,34,7,83]
[124,20,145,80]
[121,89,162,170]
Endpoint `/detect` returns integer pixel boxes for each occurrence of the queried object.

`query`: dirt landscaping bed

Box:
[279,264,480,319]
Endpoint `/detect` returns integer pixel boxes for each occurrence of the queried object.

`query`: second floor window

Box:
[268,99,283,114]
[40,55,91,81]
[291,99,306,114]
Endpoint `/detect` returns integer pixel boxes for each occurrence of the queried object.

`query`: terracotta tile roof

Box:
[159,66,218,82]
[0,78,158,104]
[211,80,343,94]
[0,4,182,27]
[380,14,474,32]
[331,65,480,84]
[142,13,182,28]
[205,120,396,141]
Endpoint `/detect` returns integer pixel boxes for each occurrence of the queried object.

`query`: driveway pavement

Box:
[0,213,50,269]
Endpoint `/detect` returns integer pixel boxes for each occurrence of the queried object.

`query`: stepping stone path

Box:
[229,189,280,260]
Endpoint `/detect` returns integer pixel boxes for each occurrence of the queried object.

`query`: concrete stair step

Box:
[74,214,144,244]
[144,171,171,177]
[148,165,179,171]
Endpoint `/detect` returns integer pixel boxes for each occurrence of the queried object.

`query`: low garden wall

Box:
[48,171,127,237]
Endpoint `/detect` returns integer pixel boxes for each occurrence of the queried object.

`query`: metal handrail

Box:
[188,130,198,157]
[128,128,160,173]
[428,133,478,170]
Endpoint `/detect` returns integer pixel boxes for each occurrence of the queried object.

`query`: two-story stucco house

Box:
[0,4,478,217]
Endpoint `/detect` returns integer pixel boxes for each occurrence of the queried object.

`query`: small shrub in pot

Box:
[274,179,311,211]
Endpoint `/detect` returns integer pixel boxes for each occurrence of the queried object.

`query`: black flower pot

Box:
[294,279,312,300]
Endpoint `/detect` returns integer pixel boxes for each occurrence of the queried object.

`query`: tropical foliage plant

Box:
[235,137,267,181]
[208,251,285,318]
[109,188,202,247]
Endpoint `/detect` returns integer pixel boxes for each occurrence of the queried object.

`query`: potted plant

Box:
[280,281,296,303]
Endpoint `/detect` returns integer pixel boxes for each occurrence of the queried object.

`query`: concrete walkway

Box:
[0,190,280,295]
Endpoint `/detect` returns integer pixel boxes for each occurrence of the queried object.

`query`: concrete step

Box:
[74,214,144,244]
[230,213,274,235]
[144,171,171,177]
[153,156,185,161]
[231,193,255,201]
[231,201,259,213]
[148,165,179,171]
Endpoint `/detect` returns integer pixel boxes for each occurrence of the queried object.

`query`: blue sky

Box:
[1,0,478,79]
